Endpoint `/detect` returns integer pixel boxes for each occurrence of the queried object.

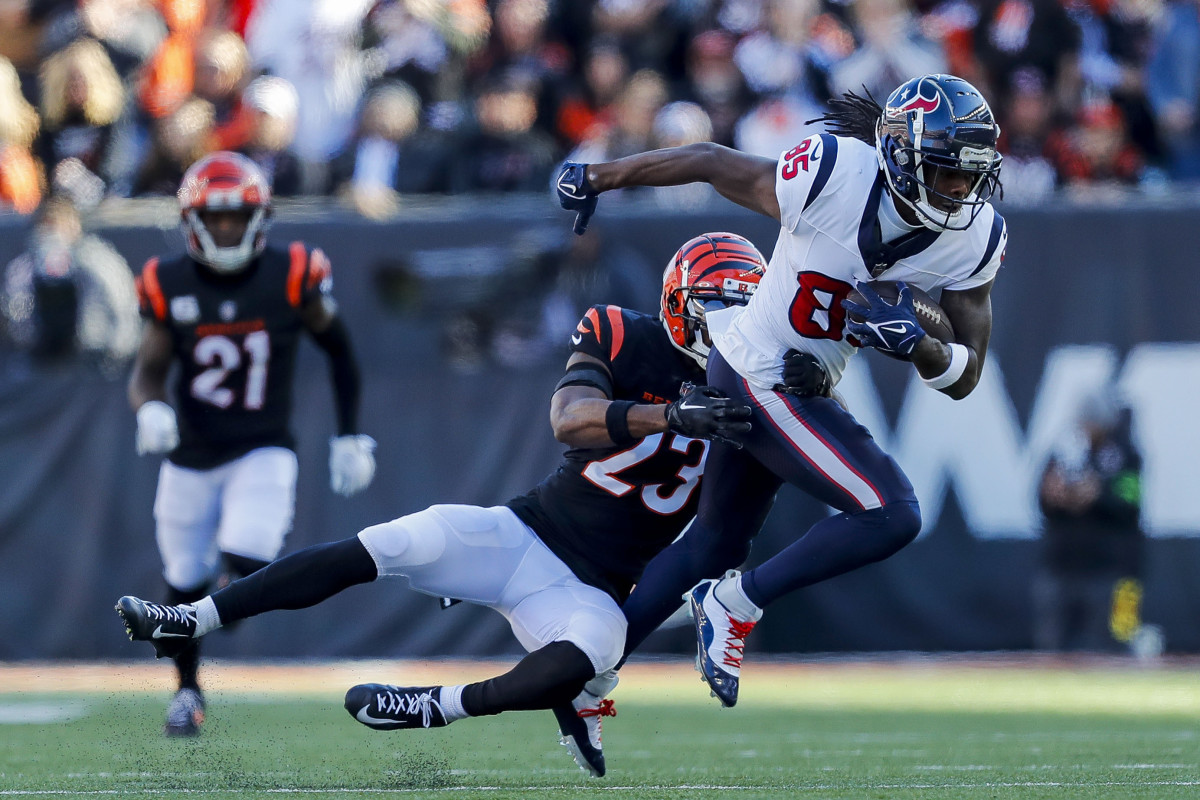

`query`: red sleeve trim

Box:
[139,258,166,321]
[287,241,307,307]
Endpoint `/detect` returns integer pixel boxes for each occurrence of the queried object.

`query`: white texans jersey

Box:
[715,134,1007,388]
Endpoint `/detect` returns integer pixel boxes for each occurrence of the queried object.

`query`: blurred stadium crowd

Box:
[0,0,1198,220]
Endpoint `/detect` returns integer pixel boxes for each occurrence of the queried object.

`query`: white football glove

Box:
[329,434,376,497]
[135,400,179,455]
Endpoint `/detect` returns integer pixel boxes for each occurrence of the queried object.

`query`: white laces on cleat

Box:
[377,689,444,728]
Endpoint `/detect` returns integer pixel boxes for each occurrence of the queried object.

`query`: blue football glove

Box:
[555,161,598,235]
[841,281,927,358]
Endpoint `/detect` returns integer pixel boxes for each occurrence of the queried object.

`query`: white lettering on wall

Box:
[836,344,1200,539]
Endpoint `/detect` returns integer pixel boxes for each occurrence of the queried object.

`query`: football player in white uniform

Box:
[556,74,1007,707]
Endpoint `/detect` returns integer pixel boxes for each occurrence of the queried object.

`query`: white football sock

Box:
[192,597,221,637]
[713,572,763,623]
[438,684,469,722]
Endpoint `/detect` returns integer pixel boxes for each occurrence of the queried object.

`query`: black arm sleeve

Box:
[310,316,360,435]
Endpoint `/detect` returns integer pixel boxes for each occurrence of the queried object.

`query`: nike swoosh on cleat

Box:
[355,705,397,727]
[151,625,190,639]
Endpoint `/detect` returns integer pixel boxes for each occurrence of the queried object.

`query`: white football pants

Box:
[358,504,627,674]
[154,447,298,590]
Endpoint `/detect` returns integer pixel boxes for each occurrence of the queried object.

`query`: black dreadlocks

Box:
[806,89,883,146]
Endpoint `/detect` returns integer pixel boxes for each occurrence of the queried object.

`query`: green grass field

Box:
[1,658,1198,799]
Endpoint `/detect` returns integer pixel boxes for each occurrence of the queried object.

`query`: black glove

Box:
[666,383,752,448]
[555,161,598,235]
[773,350,830,398]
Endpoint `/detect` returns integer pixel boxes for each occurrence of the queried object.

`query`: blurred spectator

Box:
[973,0,1082,115]
[1146,0,1200,180]
[995,68,1059,203]
[1046,99,1144,195]
[569,68,669,164]
[650,101,717,209]
[555,36,628,148]
[0,54,42,214]
[590,0,679,74]
[831,0,946,102]
[237,75,302,196]
[362,0,454,102]
[469,0,570,140]
[337,80,450,217]
[449,70,558,193]
[132,96,215,195]
[36,38,128,206]
[138,0,206,119]
[1065,0,1164,169]
[1,196,139,371]
[1034,389,1144,654]
[918,0,985,81]
[245,0,376,193]
[681,29,752,147]
[733,0,853,159]
[196,29,254,151]
[40,0,167,77]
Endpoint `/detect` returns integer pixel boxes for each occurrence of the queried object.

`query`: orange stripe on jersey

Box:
[287,241,307,307]
[140,257,166,320]
[584,307,602,345]
[606,306,625,361]
[307,248,331,290]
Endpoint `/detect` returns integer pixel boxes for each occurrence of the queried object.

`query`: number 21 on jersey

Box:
[191,331,271,410]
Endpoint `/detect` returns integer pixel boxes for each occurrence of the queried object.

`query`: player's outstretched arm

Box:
[302,298,376,496]
[129,321,180,455]
[558,144,780,231]
[910,281,993,400]
[550,353,669,449]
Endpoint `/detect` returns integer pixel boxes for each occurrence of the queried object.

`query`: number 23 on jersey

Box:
[582,433,708,515]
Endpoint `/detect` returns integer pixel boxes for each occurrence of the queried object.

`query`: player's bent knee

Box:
[357,511,447,574]
[562,610,627,674]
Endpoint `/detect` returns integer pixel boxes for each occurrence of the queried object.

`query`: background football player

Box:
[128,151,377,736]
[118,232,816,776]
[557,73,1008,707]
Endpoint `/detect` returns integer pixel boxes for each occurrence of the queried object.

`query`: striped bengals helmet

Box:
[178,151,272,274]
[661,232,765,368]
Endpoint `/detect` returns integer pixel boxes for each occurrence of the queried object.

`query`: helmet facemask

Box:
[183,206,270,274]
[661,232,766,368]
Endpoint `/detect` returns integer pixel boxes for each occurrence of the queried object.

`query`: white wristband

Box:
[922,343,969,390]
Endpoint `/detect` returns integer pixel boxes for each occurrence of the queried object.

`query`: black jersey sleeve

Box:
[286,242,334,309]
[135,257,167,322]
[570,304,631,367]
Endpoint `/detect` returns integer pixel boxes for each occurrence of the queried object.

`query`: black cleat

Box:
[553,690,616,777]
[344,684,450,730]
[115,596,197,659]
[164,687,205,737]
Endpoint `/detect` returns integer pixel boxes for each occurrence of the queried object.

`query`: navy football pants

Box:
[622,348,922,655]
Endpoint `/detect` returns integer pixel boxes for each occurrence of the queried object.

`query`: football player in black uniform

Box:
[117,232,797,776]
[126,152,377,736]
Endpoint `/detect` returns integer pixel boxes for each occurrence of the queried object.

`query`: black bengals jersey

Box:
[507,305,707,601]
[135,242,333,469]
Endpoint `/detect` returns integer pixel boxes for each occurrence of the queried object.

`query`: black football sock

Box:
[460,641,595,717]
[166,584,208,691]
[211,537,377,626]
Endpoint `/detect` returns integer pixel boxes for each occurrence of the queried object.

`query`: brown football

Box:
[846,280,955,358]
